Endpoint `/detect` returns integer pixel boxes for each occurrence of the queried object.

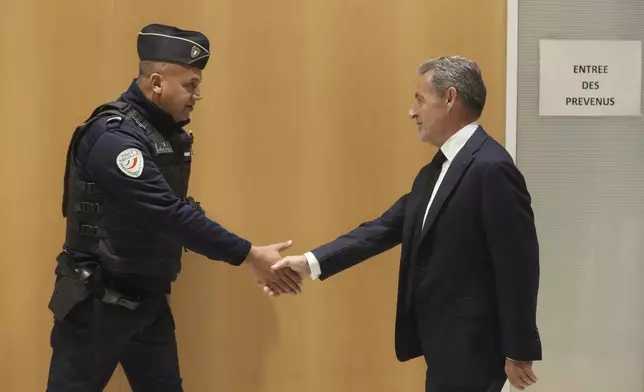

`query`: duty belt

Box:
[56,250,141,311]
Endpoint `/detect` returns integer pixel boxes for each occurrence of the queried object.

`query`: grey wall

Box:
[516,0,644,390]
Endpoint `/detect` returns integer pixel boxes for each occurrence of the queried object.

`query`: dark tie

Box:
[406,149,449,308]
[419,150,447,231]
[431,149,447,170]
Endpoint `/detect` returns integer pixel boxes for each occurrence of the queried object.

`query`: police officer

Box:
[46,23,302,392]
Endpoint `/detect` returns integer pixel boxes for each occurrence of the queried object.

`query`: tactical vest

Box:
[62,101,192,279]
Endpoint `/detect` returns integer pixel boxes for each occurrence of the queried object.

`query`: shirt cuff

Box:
[304,251,321,280]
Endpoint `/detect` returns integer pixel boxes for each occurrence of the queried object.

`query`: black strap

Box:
[101,289,140,310]
[61,102,133,218]
[85,101,131,121]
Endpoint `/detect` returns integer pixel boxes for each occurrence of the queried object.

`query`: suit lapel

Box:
[418,155,474,241]
[402,166,434,256]
[415,127,488,250]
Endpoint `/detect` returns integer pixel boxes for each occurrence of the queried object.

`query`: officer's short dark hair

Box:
[138,61,168,78]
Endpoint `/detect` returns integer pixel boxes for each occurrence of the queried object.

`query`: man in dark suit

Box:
[268,56,542,392]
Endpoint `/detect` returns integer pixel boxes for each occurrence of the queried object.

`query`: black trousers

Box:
[425,374,506,392]
[46,295,182,392]
[411,287,506,392]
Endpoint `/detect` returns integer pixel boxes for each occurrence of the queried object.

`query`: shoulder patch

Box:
[116,148,144,178]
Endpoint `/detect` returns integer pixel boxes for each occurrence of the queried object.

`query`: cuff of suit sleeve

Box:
[228,240,252,266]
[304,251,321,279]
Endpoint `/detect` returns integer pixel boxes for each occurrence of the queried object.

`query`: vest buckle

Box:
[79,224,98,236]
[79,202,101,213]
[84,182,98,194]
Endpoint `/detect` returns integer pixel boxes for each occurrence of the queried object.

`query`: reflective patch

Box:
[154,141,174,154]
[116,148,144,178]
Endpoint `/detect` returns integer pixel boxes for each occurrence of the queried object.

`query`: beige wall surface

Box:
[0,0,506,390]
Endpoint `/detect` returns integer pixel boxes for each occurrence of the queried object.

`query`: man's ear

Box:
[445,86,457,113]
[149,73,163,94]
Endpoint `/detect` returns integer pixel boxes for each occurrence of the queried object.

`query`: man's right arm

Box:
[271,193,409,282]
[85,127,251,265]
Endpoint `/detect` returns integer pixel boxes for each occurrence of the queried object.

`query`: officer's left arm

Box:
[85,128,251,265]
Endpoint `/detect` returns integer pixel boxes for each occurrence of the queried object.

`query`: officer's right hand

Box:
[242,241,302,295]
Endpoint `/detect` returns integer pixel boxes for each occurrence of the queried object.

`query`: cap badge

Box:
[190,45,201,59]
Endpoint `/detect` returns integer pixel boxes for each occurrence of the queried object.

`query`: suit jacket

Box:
[311,126,541,386]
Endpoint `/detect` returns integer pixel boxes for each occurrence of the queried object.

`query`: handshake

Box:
[241,240,311,296]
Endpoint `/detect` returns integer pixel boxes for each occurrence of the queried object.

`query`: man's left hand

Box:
[505,359,537,390]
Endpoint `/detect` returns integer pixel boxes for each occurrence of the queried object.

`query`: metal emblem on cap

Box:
[190,45,201,59]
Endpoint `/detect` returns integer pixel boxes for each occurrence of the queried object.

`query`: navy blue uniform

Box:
[64,81,251,293]
[46,81,250,392]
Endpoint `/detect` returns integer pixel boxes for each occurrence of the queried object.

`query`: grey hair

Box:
[417,56,486,117]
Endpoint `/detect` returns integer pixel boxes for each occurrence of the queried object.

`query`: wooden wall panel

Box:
[0,0,506,390]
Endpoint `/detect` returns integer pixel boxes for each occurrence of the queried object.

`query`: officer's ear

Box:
[149,73,164,94]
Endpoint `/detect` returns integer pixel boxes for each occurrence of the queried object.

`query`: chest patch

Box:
[116,148,144,178]
[154,141,174,154]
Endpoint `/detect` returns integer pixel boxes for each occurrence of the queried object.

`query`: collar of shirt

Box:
[439,122,479,163]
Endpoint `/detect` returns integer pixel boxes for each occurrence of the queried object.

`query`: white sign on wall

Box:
[539,39,642,116]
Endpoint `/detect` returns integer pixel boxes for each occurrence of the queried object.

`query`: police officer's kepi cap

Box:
[137,24,210,70]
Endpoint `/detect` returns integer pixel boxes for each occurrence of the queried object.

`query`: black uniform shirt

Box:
[65,81,252,294]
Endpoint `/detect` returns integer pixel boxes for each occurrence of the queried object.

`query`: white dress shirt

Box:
[305,123,479,279]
